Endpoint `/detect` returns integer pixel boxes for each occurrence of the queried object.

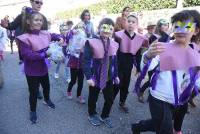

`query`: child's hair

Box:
[171,10,200,43]
[98,18,115,31]
[66,20,73,26]
[22,8,43,32]
[80,9,90,21]
[127,14,138,22]
[154,19,169,35]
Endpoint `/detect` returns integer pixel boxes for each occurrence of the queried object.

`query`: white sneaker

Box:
[54,73,59,79]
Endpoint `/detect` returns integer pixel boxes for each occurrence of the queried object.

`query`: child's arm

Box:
[140,51,159,71]
[82,40,93,80]
[17,40,48,61]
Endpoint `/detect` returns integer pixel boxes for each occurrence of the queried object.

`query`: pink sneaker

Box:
[78,96,85,104]
[173,129,183,134]
[67,92,73,99]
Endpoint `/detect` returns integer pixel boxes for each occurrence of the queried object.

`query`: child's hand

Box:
[146,41,166,59]
[87,79,95,87]
[115,77,120,85]
[46,49,52,57]
[58,38,64,45]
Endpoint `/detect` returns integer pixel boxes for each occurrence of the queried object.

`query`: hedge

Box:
[56,0,200,19]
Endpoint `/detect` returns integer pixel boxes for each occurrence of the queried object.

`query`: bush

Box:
[56,0,199,19]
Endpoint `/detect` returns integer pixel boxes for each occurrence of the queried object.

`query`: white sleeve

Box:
[140,51,160,71]
[195,75,200,89]
[0,28,8,50]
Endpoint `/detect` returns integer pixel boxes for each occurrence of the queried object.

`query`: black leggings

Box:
[113,67,132,104]
[138,95,188,134]
[26,74,50,112]
[88,81,114,118]
[67,68,84,97]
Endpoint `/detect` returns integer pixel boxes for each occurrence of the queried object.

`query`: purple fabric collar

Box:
[29,29,40,35]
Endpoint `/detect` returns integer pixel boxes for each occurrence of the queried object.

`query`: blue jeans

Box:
[55,57,71,79]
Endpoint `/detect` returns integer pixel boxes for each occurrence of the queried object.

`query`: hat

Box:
[147,21,156,27]
[158,19,169,25]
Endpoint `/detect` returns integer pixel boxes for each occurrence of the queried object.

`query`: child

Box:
[66,22,86,103]
[0,25,8,60]
[0,24,8,88]
[132,10,200,134]
[144,21,156,39]
[83,18,119,128]
[16,11,63,124]
[149,19,170,44]
[54,21,71,82]
[138,19,171,103]
[113,14,148,113]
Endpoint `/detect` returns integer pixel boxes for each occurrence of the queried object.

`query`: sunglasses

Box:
[34,1,43,5]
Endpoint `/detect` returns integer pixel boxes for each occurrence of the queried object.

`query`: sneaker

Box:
[173,129,183,134]
[30,111,37,124]
[119,102,129,113]
[88,114,102,126]
[67,92,73,99]
[77,96,85,104]
[131,124,140,134]
[54,73,59,79]
[43,99,55,109]
[188,98,196,107]
[37,90,43,100]
[100,117,113,128]
[66,78,71,83]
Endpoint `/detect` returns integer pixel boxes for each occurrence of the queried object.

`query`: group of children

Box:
[1,5,200,134]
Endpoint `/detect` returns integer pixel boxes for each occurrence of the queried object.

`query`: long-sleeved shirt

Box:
[0,26,8,51]
[83,40,118,87]
[141,51,200,104]
[17,30,61,76]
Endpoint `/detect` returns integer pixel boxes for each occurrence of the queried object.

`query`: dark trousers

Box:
[26,74,50,112]
[67,68,84,97]
[10,39,14,53]
[138,95,188,134]
[88,81,114,118]
[113,67,132,104]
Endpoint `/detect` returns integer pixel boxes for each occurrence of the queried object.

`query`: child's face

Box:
[173,20,197,44]
[126,16,138,32]
[99,24,114,38]
[160,23,169,33]
[147,25,156,34]
[30,14,43,30]
[60,25,68,35]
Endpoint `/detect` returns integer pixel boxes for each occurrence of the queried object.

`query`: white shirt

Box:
[141,52,200,104]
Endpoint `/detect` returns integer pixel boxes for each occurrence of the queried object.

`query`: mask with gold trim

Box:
[173,20,196,33]
[100,24,114,33]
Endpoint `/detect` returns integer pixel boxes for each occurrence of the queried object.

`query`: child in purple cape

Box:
[16,11,63,124]
[132,10,200,134]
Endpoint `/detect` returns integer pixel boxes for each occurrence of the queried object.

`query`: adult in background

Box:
[80,9,95,38]
[114,6,131,32]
